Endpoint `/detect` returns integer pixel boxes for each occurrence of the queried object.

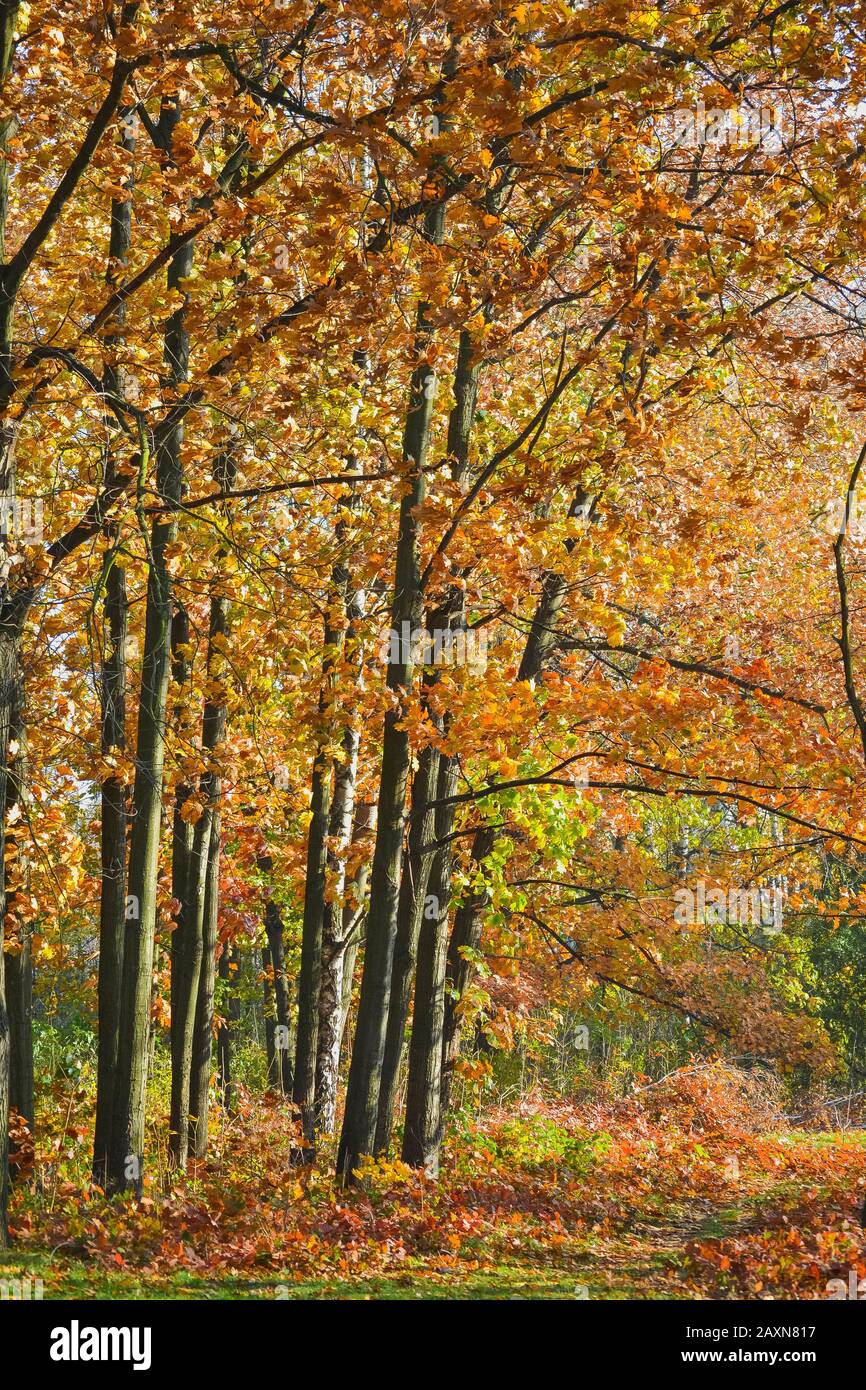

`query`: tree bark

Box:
[189,811,220,1158]
[93,552,129,1188]
[167,605,197,1168]
[217,943,239,1112]
[316,797,374,1132]
[375,737,439,1152]
[295,491,366,1143]
[262,944,277,1085]
[397,320,482,1169]
[313,563,366,1135]
[108,99,192,1192]
[186,540,233,1159]
[265,895,294,1093]
[402,750,460,1172]
[92,99,134,1189]
[293,740,331,1143]
[336,197,447,1182]
[313,723,359,1127]
[439,826,495,1116]
[172,444,233,1164]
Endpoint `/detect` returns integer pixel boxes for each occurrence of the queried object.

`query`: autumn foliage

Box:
[1,0,866,1299]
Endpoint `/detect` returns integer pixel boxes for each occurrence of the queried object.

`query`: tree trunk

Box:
[293,742,331,1142]
[186,542,233,1160]
[171,444,233,1166]
[517,571,568,683]
[447,329,481,481]
[402,750,460,1172]
[316,797,374,1133]
[92,103,135,1187]
[262,944,277,1085]
[375,738,439,1152]
[92,552,129,1188]
[336,200,446,1182]
[311,363,368,1135]
[5,930,31,1134]
[108,130,193,1190]
[295,523,363,1142]
[439,826,495,1116]
[338,918,363,1060]
[265,896,294,1092]
[217,944,239,1112]
[189,811,220,1158]
[313,728,358,1126]
[397,321,482,1170]
[168,606,197,1168]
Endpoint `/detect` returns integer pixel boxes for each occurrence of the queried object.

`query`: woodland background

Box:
[1,0,866,1299]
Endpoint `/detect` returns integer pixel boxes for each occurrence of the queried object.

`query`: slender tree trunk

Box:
[337,198,447,1182]
[313,569,365,1134]
[295,531,362,1141]
[167,605,197,1168]
[186,529,233,1159]
[171,447,234,1165]
[265,895,294,1092]
[262,945,278,1085]
[517,571,568,683]
[447,329,481,480]
[107,409,183,1191]
[189,812,220,1157]
[375,737,439,1152]
[311,356,368,1135]
[439,826,495,1116]
[92,106,134,1188]
[397,323,482,1169]
[338,919,363,1058]
[316,796,374,1132]
[293,740,331,1142]
[313,728,358,1122]
[217,943,239,1112]
[5,935,31,1134]
[108,98,192,1191]
[334,803,376,1085]
[93,552,129,1187]
[402,750,460,1172]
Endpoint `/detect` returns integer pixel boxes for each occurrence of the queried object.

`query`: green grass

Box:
[0,1250,589,1300]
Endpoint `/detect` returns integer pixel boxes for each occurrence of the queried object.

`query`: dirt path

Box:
[578,1197,753,1299]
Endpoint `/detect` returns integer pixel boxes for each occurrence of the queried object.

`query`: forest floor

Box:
[5,1079,866,1300]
